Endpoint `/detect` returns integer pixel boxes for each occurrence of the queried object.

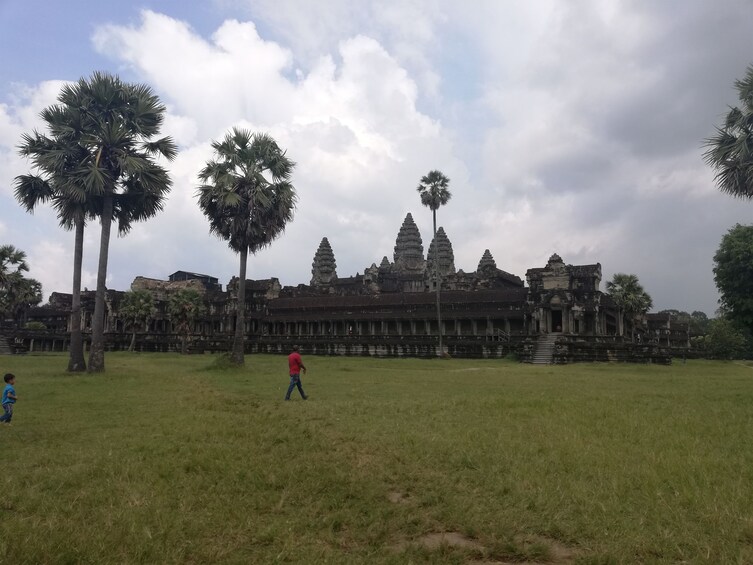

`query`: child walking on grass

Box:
[0,373,17,424]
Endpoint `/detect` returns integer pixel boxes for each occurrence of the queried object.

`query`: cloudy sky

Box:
[1,0,752,315]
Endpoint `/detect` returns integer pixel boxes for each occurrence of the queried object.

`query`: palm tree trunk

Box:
[129,330,136,352]
[433,209,443,357]
[88,193,113,372]
[231,247,248,365]
[68,217,86,372]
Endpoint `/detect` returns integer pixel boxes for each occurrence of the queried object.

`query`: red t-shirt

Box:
[288,352,304,375]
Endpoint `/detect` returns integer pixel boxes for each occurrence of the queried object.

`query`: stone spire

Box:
[477,249,497,272]
[311,237,337,286]
[393,213,424,272]
[426,227,455,276]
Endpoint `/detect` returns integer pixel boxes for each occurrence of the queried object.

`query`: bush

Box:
[23,321,46,330]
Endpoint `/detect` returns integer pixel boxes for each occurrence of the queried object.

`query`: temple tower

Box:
[393,213,425,273]
[477,249,497,272]
[311,237,337,286]
[426,227,456,277]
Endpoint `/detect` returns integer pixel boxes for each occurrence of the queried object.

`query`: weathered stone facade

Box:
[16,212,688,362]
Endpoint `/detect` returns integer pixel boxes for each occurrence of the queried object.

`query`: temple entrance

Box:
[551,310,563,333]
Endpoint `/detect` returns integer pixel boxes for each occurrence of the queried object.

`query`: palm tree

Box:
[167,289,205,355]
[119,290,156,352]
[0,245,31,324]
[704,65,753,199]
[46,72,176,372]
[197,128,296,365]
[417,170,452,357]
[0,245,29,290]
[16,133,96,371]
[6,277,42,326]
[606,273,653,341]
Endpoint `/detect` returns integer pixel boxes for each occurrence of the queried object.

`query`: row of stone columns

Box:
[263,316,514,337]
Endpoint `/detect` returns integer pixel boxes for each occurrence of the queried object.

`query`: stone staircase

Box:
[531,334,557,364]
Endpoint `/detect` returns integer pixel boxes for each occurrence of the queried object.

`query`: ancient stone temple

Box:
[16,212,689,363]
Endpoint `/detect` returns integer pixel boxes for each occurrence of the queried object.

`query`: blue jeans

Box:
[285,374,307,400]
[0,403,13,423]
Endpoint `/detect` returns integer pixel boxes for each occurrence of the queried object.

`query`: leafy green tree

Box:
[713,224,753,334]
[689,311,710,336]
[197,128,296,365]
[40,72,176,373]
[704,65,753,199]
[703,318,747,359]
[606,273,653,341]
[417,170,452,357]
[119,290,156,352]
[168,289,205,354]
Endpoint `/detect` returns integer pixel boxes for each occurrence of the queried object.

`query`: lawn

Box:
[1,353,752,564]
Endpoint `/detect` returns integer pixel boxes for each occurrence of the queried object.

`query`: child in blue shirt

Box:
[0,373,17,424]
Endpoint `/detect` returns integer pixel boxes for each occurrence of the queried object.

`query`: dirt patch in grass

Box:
[391,529,577,564]
[387,491,411,504]
[391,531,484,552]
[386,488,577,562]
[473,534,578,564]
[534,535,576,563]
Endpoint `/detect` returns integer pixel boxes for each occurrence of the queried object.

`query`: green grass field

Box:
[1,353,753,564]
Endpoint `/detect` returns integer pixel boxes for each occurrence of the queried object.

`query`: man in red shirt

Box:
[285,345,308,400]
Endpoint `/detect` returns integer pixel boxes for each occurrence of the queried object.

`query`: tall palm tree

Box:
[417,170,452,357]
[16,133,96,371]
[45,72,176,372]
[704,65,753,199]
[197,128,296,365]
[606,273,653,341]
